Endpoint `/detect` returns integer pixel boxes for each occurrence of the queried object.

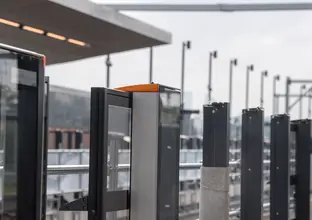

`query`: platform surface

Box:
[0,0,171,65]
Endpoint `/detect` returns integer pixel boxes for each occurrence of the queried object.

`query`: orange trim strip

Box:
[115,84,159,92]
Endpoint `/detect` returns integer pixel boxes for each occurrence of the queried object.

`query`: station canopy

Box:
[0,0,172,65]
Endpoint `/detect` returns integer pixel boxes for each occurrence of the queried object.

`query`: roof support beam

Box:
[104,3,312,12]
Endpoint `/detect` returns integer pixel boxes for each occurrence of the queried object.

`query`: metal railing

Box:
[46,159,295,175]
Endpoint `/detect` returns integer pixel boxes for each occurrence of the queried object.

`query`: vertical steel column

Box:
[200,102,229,220]
[202,102,229,167]
[240,108,264,220]
[67,131,73,149]
[55,130,63,149]
[42,76,50,220]
[149,47,153,83]
[285,77,291,114]
[291,119,311,220]
[270,114,290,220]
[308,93,311,118]
[75,131,82,149]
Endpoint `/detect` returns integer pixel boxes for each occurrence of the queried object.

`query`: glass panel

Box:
[106,210,129,220]
[107,105,131,191]
[0,48,38,218]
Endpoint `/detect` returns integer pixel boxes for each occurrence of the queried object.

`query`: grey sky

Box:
[46,1,312,118]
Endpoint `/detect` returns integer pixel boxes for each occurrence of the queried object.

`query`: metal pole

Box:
[208,53,212,103]
[272,75,280,114]
[285,77,291,114]
[229,62,233,120]
[291,119,311,220]
[273,78,276,114]
[149,47,153,83]
[299,85,306,119]
[300,88,303,118]
[270,114,290,220]
[208,51,217,103]
[200,102,230,220]
[245,65,253,109]
[260,71,267,108]
[229,59,237,119]
[260,72,264,108]
[308,92,311,118]
[181,43,185,107]
[241,108,264,220]
[246,67,249,109]
[106,54,112,88]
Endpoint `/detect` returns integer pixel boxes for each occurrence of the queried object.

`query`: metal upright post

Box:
[291,119,311,220]
[200,102,229,220]
[240,108,264,220]
[75,131,83,149]
[106,54,112,88]
[308,92,312,118]
[285,77,291,114]
[67,131,73,149]
[270,114,290,220]
[260,70,268,108]
[299,85,306,119]
[181,41,191,106]
[208,51,217,103]
[149,47,153,83]
[245,65,254,109]
[229,59,237,119]
[272,75,280,114]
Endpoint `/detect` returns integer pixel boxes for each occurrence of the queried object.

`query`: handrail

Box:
[45,159,295,175]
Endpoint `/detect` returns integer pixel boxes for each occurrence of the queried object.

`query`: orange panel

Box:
[115,84,159,92]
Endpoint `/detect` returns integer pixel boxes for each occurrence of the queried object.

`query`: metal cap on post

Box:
[200,102,229,220]
[270,114,290,220]
[241,108,264,220]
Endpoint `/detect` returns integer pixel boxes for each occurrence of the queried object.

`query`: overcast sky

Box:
[46,0,312,118]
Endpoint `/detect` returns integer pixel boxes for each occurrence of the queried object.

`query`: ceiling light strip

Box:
[0,18,20,27]
[46,32,66,41]
[67,38,86,47]
[22,25,45,34]
[0,17,89,47]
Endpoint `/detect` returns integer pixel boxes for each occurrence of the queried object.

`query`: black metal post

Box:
[270,114,290,220]
[291,119,311,220]
[75,131,83,149]
[55,130,62,149]
[203,102,230,167]
[106,54,112,88]
[67,131,73,149]
[149,47,153,83]
[240,108,264,220]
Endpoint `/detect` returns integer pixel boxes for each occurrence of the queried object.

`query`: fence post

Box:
[240,108,264,220]
[291,119,311,220]
[270,114,290,220]
[200,102,229,220]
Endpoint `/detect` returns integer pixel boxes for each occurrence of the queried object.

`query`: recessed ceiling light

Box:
[0,18,20,27]
[67,38,86,47]
[23,25,45,35]
[46,32,66,41]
